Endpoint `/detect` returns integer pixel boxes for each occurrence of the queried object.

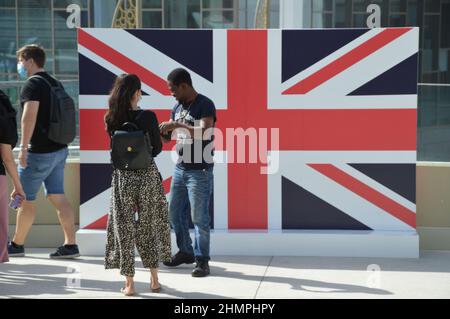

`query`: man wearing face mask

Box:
[7,44,79,259]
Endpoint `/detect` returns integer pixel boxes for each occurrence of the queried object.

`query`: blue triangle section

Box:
[79,53,118,95]
[125,29,213,82]
[282,29,368,83]
[80,164,114,205]
[79,54,149,95]
[349,164,416,203]
[348,53,418,95]
[282,176,372,230]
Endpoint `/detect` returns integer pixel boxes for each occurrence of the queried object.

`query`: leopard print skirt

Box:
[105,161,172,277]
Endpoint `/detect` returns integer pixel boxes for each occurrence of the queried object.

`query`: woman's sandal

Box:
[120,287,135,296]
[151,281,162,293]
[151,286,161,293]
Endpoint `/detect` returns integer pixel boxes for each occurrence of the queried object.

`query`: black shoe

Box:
[163,251,195,267]
[192,259,210,277]
[49,245,80,259]
[7,241,25,257]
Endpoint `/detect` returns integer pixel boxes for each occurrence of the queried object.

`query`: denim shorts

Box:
[19,147,68,201]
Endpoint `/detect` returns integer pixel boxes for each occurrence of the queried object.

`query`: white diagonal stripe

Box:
[280,28,384,90]
[78,44,175,108]
[267,152,416,231]
[80,28,227,108]
[296,164,414,230]
[80,150,229,230]
[268,28,419,109]
[80,188,111,229]
[312,28,418,96]
[334,163,416,212]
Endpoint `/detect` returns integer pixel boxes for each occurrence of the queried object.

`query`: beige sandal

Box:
[120,287,135,296]
[150,281,162,293]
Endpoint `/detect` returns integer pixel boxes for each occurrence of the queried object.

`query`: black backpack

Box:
[0,89,18,148]
[110,111,153,170]
[30,75,76,145]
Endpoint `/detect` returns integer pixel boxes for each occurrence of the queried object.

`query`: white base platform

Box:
[76,229,419,258]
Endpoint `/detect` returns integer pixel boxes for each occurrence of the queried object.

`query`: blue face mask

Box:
[17,63,27,79]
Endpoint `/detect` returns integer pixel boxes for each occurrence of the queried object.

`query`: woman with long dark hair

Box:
[104,74,171,296]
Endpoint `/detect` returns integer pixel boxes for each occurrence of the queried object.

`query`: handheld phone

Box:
[161,130,173,141]
[9,195,22,210]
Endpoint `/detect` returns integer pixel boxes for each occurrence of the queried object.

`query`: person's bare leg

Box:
[12,200,36,245]
[121,276,135,296]
[150,268,161,291]
[47,194,76,245]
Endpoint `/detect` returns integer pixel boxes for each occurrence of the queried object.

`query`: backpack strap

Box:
[28,75,67,139]
[121,122,139,131]
[132,109,150,131]
[132,110,153,156]
[134,109,146,122]
[109,110,146,141]
[29,74,63,88]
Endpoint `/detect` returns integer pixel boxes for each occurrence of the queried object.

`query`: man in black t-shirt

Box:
[160,68,216,277]
[7,44,79,259]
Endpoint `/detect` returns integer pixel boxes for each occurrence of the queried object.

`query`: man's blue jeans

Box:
[169,165,213,261]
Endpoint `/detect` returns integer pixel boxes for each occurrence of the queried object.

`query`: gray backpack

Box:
[30,75,76,145]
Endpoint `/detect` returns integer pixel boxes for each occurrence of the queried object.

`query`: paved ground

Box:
[1,249,449,299]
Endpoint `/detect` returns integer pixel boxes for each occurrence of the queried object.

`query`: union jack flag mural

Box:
[78,28,418,233]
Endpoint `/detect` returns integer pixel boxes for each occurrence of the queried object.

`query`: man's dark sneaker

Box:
[7,241,25,257]
[49,245,80,259]
[192,260,210,277]
[163,251,195,267]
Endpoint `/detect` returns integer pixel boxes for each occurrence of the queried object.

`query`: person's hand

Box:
[18,149,28,168]
[10,187,26,208]
[159,121,177,135]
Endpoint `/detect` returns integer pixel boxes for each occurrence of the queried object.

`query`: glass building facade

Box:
[0,0,448,161]
[306,0,450,161]
[0,0,279,158]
